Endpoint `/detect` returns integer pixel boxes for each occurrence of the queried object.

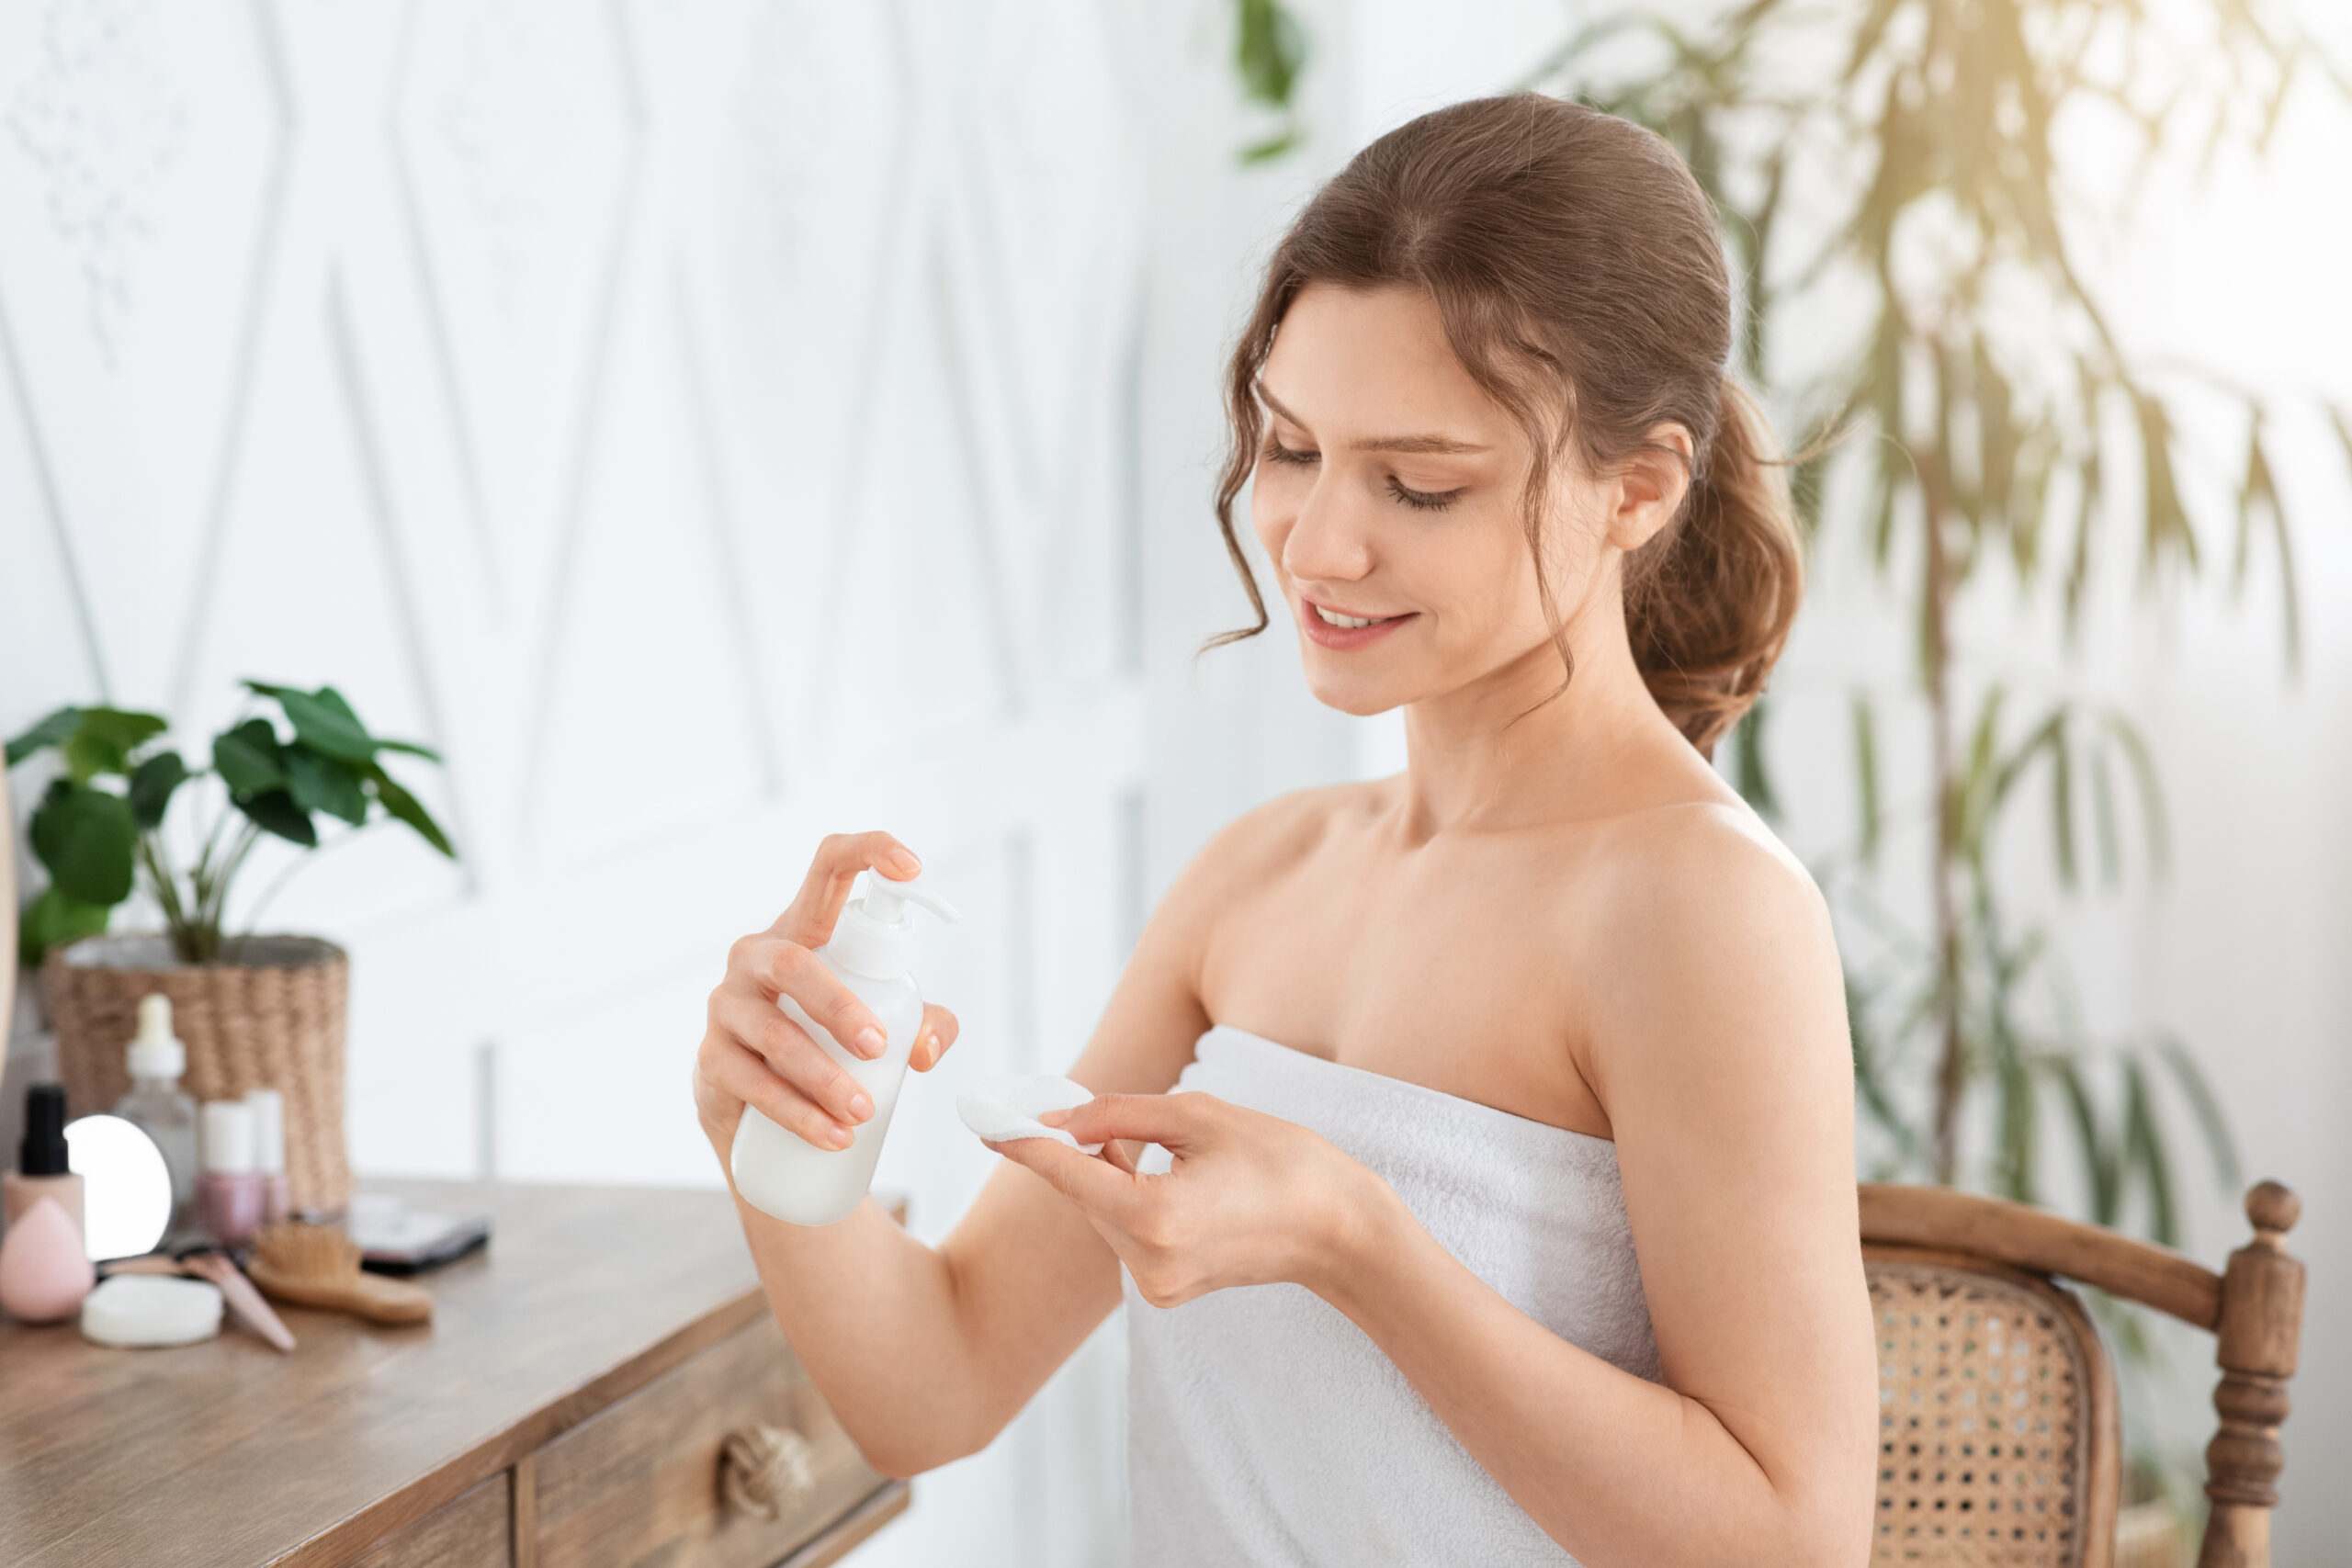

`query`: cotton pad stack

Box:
[80,1275,223,1348]
[956,1074,1106,1156]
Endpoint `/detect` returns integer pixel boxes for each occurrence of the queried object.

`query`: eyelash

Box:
[1259,438,1464,513]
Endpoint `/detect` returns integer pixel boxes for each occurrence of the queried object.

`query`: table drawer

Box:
[533,1310,896,1568]
[352,1475,511,1568]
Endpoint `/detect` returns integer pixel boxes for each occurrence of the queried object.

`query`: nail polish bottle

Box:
[245,1089,291,1225]
[4,1083,85,1236]
[197,1100,266,1248]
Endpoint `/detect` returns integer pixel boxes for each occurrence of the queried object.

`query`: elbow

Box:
[854,1408,995,1483]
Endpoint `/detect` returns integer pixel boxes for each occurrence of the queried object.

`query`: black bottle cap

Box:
[20,1082,69,1178]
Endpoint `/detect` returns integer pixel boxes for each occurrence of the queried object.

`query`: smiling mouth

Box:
[1306,600,1408,629]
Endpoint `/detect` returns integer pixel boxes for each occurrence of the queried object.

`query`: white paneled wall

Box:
[0,2,1355,1562]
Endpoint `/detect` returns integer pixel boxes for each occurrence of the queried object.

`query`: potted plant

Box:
[6,679,456,1214]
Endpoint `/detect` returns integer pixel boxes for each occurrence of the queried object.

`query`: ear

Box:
[1604,422,1695,552]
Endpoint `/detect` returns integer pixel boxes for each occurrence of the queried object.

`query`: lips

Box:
[1298,594,1416,650]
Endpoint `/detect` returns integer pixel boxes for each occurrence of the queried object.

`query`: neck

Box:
[1391,584,1678,840]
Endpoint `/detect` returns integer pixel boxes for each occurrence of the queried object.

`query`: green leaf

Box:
[2120,1055,2178,1248]
[2048,714,2077,890]
[1851,691,1881,867]
[17,884,111,969]
[2098,713,2171,880]
[239,788,318,849]
[2043,1055,2120,1226]
[2149,1029,2242,1193]
[368,763,456,859]
[127,750,191,830]
[1958,682,2007,864]
[28,777,138,905]
[212,718,286,799]
[2232,420,2300,675]
[286,750,369,827]
[1232,0,1307,109]
[371,737,444,763]
[2087,743,2121,888]
[5,705,82,766]
[276,688,376,763]
[57,705,164,781]
[2131,390,2198,579]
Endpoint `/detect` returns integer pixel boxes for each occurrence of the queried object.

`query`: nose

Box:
[1280,482,1374,588]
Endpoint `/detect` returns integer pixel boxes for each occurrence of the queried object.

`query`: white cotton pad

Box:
[956,1073,1106,1156]
[80,1274,223,1348]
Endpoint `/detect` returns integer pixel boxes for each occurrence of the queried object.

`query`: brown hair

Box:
[1204,91,1822,761]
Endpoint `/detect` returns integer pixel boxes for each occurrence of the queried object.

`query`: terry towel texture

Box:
[1123,1024,1661,1567]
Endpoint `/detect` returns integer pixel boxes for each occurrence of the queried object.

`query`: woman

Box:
[695,92,1879,1565]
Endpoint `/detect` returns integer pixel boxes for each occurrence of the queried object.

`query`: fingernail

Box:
[831,1123,854,1147]
[1038,1108,1069,1127]
[849,1090,874,1120]
[855,1025,886,1056]
[888,848,921,875]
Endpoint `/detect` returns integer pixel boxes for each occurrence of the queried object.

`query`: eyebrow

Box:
[1251,379,1491,456]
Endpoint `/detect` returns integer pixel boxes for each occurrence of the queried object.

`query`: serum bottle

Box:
[112,994,199,1236]
[729,873,960,1226]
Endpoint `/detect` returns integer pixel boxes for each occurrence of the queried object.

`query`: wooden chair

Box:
[1860,1179,2306,1567]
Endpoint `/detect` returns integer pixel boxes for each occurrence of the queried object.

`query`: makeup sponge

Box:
[80,1274,223,1348]
[956,1073,1105,1156]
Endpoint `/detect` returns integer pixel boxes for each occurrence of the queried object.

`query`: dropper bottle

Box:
[114,994,199,1236]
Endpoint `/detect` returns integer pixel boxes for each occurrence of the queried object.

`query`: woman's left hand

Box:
[983,1091,1380,1305]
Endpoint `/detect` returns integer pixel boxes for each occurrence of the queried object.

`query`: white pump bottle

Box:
[729,872,961,1225]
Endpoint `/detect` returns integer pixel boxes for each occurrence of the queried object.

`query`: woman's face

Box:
[1249,283,1602,717]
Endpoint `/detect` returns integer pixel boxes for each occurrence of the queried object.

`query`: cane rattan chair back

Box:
[1860,1179,2305,1568]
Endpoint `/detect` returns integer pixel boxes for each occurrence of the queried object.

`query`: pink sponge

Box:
[0,1196,96,1323]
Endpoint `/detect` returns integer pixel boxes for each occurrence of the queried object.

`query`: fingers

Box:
[776,831,923,947]
[713,1036,860,1150]
[716,987,876,1131]
[733,936,890,1061]
[908,1003,961,1072]
[987,1133,1142,1221]
[1046,1091,1210,1152]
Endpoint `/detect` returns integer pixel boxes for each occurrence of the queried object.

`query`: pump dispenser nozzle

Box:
[828,872,962,978]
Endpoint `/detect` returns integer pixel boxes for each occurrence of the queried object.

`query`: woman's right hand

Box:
[695,830,963,1163]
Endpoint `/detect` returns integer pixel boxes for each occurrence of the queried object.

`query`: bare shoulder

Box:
[1131,778,1371,979]
[1173,778,1370,899]
[1574,798,1847,1102]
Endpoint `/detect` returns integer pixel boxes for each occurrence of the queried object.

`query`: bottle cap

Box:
[18,1082,69,1178]
[127,993,187,1079]
[199,1101,256,1174]
[244,1089,285,1175]
[828,872,962,979]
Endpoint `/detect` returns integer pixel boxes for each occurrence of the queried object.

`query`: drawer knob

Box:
[720,1421,818,1519]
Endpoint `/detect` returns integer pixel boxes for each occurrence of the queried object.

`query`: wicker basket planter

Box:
[40,931,350,1215]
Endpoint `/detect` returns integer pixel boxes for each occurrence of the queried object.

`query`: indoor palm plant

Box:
[6,679,455,1213]
[1233,0,2346,1556]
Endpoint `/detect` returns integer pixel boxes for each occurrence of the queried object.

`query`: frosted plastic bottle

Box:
[729,873,961,1225]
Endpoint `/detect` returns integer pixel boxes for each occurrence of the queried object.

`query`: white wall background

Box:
[5,0,2346,1562]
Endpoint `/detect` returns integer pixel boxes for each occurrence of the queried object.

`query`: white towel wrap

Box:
[1120,1024,1661,1566]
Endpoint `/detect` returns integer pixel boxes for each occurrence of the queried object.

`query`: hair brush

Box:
[245,1221,433,1325]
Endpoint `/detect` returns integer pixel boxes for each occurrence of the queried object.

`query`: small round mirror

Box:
[64,1114,174,1261]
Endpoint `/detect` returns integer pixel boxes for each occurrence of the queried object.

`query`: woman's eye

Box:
[1259,438,1463,513]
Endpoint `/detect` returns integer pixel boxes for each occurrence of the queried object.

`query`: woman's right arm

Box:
[695,805,1292,1479]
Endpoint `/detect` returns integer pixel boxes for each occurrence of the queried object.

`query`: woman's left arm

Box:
[989,821,1880,1568]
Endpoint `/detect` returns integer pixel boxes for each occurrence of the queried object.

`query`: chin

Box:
[1301,671,1408,717]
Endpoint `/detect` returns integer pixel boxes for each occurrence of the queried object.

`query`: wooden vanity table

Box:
[0,1179,910,1566]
